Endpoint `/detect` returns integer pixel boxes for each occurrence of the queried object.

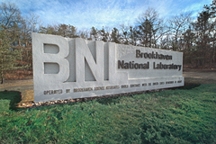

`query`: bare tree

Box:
[90,27,99,41]
[168,13,191,51]
[0,2,23,28]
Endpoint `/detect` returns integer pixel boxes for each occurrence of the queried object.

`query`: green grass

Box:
[0,84,216,144]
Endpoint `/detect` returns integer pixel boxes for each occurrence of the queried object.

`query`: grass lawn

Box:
[0,84,216,144]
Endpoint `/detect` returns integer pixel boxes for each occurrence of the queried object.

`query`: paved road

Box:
[0,79,33,91]
[0,71,216,91]
[183,71,216,80]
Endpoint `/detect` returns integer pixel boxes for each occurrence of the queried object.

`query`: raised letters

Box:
[136,50,172,60]
[118,60,149,69]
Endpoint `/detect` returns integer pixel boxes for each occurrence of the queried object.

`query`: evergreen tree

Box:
[111,27,120,43]
[90,27,98,40]
[0,27,21,83]
[129,26,138,46]
[182,26,196,64]
[193,1,215,66]
[136,8,164,48]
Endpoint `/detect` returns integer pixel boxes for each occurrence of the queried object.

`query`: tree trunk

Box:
[1,77,4,84]
[0,70,4,84]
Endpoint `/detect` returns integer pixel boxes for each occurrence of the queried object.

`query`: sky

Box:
[0,0,213,29]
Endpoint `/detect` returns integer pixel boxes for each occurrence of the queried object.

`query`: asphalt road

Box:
[0,70,216,91]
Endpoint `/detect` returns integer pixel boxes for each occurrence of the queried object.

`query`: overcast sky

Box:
[0,0,213,29]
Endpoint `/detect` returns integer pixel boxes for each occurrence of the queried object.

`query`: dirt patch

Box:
[4,70,33,80]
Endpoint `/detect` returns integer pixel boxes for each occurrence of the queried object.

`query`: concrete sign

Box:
[32,33,184,102]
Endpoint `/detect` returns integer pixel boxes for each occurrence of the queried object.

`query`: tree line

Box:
[0,1,215,83]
